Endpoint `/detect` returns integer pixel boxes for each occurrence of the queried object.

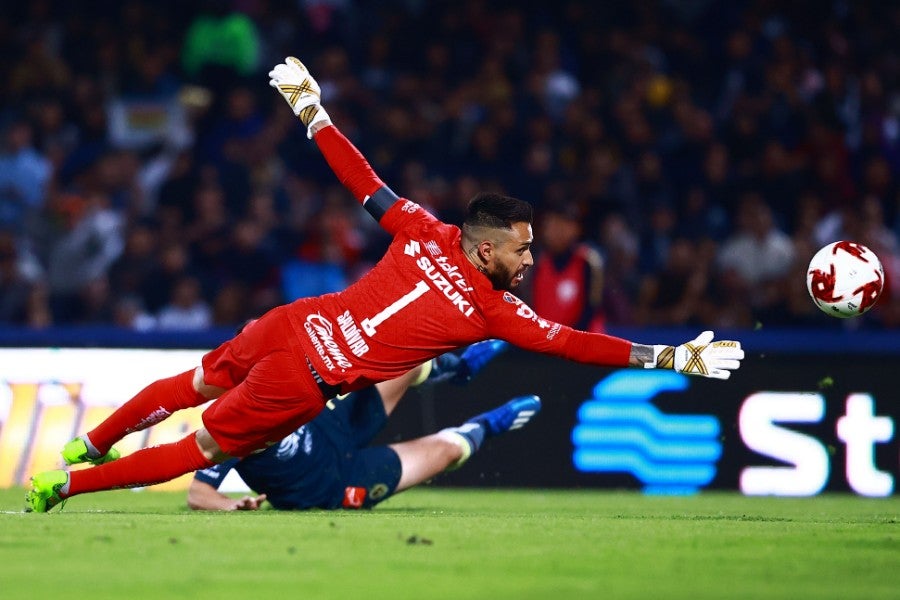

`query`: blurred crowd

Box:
[0,0,898,332]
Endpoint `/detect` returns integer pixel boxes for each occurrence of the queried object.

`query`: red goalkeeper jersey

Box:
[288,126,632,392]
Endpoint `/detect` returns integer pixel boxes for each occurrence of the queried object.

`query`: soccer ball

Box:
[806,241,884,318]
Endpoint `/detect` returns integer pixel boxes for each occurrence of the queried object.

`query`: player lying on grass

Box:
[187,340,539,510]
[26,56,743,513]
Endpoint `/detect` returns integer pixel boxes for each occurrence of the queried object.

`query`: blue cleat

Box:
[468,394,541,437]
[428,339,510,385]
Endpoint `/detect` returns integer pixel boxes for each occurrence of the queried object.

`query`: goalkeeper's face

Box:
[485,222,534,291]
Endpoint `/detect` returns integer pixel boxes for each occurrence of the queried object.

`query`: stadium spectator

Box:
[638,201,679,275]
[0,232,36,324]
[138,241,193,314]
[108,220,159,302]
[596,213,641,326]
[635,237,710,327]
[44,191,124,323]
[24,57,744,512]
[528,201,605,332]
[675,187,728,244]
[182,2,261,88]
[112,294,157,332]
[0,120,52,231]
[715,192,795,324]
[156,275,212,331]
[7,29,71,100]
[778,235,830,328]
[187,340,536,511]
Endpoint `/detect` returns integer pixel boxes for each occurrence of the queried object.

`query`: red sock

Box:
[65,433,214,497]
[87,370,207,454]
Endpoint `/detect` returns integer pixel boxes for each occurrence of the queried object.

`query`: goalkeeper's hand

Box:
[268,56,332,138]
[647,330,744,380]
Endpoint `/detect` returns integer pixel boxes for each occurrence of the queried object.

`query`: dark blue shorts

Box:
[198,386,403,510]
[318,387,403,509]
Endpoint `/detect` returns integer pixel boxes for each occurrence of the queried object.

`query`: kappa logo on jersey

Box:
[514,300,552,329]
[400,200,420,214]
[425,240,441,256]
[404,240,421,256]
[336,310,370,357]
[304,313,353,371]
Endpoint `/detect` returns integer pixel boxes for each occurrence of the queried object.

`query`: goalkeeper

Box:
[26,57,744,513]
[187,338,540,511]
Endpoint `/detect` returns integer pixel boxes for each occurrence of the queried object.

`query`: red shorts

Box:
[200,305,327,457]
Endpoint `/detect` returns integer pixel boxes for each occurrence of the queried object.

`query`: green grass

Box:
[2,487,898,600]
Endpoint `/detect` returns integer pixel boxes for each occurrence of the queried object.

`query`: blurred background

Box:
[0,0,898,335]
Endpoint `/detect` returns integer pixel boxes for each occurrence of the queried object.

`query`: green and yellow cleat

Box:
[25,470,69,513]
[61,437,120,466]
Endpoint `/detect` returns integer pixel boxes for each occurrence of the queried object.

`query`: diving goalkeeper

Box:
[26,57,744,513]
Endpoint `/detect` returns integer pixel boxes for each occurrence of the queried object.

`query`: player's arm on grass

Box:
[269,57,403,229]
[486,297,744,380]
[187,480,268,511]
[187,460,267,511]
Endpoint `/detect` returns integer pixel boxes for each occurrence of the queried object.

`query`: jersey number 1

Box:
[360,280,430,336]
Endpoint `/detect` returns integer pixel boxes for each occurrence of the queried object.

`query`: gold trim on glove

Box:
[655,346,675,369]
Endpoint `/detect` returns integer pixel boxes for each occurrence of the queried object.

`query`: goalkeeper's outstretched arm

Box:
[630,331,744,380]
[268,56,401,225]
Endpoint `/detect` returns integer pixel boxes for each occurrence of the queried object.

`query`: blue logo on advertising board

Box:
[572,370,721,494]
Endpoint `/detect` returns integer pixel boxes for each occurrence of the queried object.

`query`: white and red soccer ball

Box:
[806,241,884,318]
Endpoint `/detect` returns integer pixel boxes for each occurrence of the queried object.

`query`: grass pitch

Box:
[1,487,897,599]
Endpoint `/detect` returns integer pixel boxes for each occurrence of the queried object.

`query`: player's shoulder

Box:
[480,287,560,339]
[385,199,448,231]
[389,207,461,249]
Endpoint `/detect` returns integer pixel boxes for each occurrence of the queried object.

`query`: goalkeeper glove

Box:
[646,330,744,380]
[427,340,510,385]
[268,56,332,138]
[454,339,509,384]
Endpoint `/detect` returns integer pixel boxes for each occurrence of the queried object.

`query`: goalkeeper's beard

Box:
[487,263,526,291]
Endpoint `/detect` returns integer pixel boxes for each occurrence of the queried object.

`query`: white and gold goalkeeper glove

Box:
[268,56,332,138]
[646,331,744,380]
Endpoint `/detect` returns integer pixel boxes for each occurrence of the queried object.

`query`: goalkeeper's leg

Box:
[28,432,215,512]
[66,369,211,464]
